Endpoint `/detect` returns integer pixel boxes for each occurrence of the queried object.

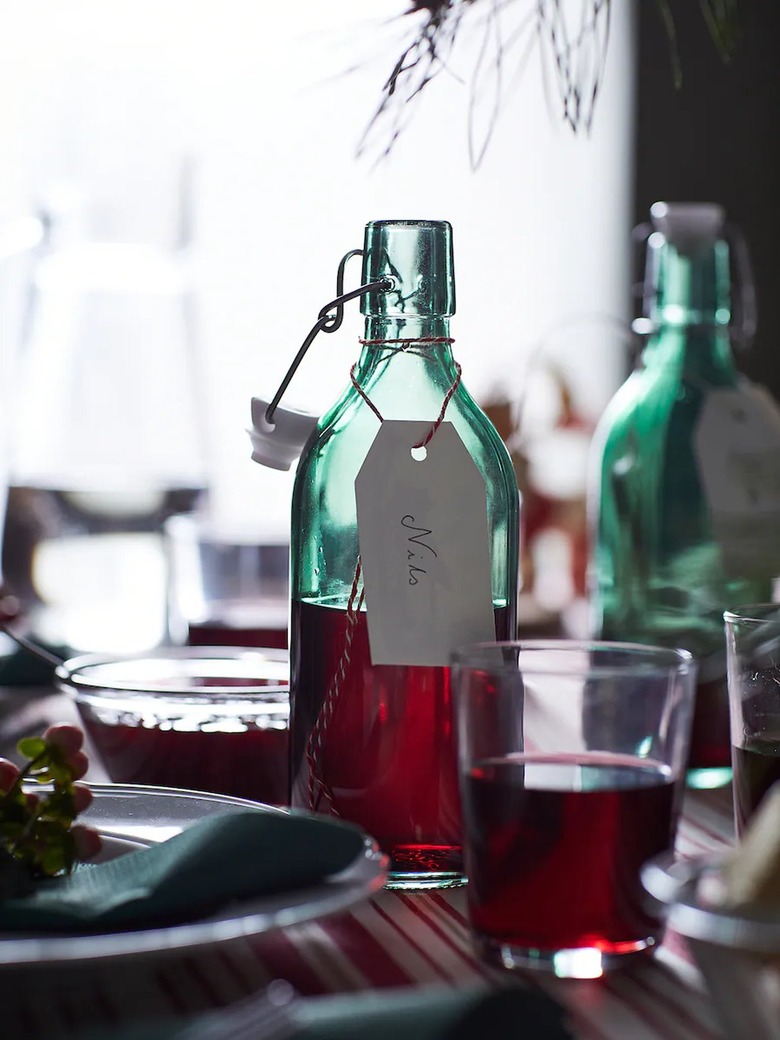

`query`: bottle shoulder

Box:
[594,359,731,454]
[300,384,510,467]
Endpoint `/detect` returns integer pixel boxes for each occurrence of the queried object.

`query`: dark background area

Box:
[634,3,780,394]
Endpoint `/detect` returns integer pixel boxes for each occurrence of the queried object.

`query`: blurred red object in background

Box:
[482,364,593,626]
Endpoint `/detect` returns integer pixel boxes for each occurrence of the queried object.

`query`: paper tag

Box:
[695,382,780,578]
[355,420,496,666]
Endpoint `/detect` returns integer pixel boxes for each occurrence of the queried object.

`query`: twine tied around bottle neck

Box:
[304,349,463,814]
[350,339,462,450]
[358,336,454,346]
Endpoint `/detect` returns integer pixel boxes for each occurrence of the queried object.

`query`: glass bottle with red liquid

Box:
[288,220,519,888]
[590,203,780,787]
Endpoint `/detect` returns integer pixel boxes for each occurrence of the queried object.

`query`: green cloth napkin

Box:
[72,985,572,1040]
[0,811,367,931]
[0,641,71,686]
[294,986,572,1040]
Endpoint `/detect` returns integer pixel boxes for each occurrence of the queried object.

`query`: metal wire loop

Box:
[264,249,392,424]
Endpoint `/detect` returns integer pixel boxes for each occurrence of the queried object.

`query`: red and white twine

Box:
[303,338,461,812]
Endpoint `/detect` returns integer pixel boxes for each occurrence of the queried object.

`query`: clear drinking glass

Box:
[452,640,695,978]
[724,604,780,838]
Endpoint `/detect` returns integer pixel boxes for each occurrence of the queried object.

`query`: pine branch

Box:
[360,0,743,164]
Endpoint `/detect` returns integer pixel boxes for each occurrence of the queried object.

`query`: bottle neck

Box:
[641,237,737,381]
[362,314,451,341]
[355,315,457,383]
[641,324,738,383]
[650,238,731,329]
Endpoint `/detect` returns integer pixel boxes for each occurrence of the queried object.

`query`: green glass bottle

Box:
[589,202,772,785]
[289,220,519,888]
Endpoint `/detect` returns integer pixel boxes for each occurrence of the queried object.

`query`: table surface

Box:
[0,686,734,1040]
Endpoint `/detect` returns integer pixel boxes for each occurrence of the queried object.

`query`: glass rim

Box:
[366,218,451,231]
[450,639,695,677]
[56,645,289,699]
[723,603,780,625]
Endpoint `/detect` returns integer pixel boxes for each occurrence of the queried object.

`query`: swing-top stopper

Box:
[249,398,318,472]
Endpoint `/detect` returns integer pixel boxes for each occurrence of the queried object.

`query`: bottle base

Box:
[686,765,732,790]
[474,933,656,977]
[385,870,466,891]
[385,843,465,889]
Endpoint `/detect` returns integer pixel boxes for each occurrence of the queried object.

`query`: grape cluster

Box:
[0,726,100,898]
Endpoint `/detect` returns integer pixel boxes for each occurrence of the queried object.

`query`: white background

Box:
[0,0,636,543]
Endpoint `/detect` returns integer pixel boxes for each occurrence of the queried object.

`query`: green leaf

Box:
[17,737,47,760]
[699,0,741,61]
[45,830,75,874]
[45,761,74,786]
[1,789,30,815]
[654,0,682,88]
[655,0,742,89]
[40,789,77,822]
[2,733,87,889]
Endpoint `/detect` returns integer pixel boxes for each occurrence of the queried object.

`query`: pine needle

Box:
[359,0,743,165]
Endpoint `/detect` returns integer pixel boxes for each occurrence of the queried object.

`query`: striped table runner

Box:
[3,785,735,1040]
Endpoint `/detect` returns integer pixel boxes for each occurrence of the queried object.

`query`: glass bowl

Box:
[56,646,289,806]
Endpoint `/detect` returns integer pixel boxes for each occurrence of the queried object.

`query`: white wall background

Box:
[0,0,635,543]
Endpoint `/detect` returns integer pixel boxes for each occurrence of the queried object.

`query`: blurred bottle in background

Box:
[589,202,780,787]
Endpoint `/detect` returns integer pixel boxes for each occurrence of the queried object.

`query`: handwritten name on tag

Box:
[355,420,495,667]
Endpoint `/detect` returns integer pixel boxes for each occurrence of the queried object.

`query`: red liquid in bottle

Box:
[687,672,731,771]
[290,599,511,881]
[463,753,675,955]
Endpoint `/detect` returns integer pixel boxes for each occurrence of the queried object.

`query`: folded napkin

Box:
[73,985,572,1040]
[0,639,71,686]
[0,811,367,931]
[293,986,572,1040]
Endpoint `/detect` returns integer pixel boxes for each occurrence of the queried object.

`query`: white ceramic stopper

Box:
[650,202,726,255]
[248,398,318,472]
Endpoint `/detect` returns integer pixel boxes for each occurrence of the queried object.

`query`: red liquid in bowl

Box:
[80,713,289,806]
[66,650,291,806]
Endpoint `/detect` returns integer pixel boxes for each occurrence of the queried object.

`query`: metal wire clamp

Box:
[264,249,392,425]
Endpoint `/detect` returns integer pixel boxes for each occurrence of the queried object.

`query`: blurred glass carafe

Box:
[1,211,46,631]
[2,163,210,654]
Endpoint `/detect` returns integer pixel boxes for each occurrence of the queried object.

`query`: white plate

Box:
[0,783,388,968]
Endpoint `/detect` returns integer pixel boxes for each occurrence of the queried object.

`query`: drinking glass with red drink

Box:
[451,640,695,978]
[724,604,780,839]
